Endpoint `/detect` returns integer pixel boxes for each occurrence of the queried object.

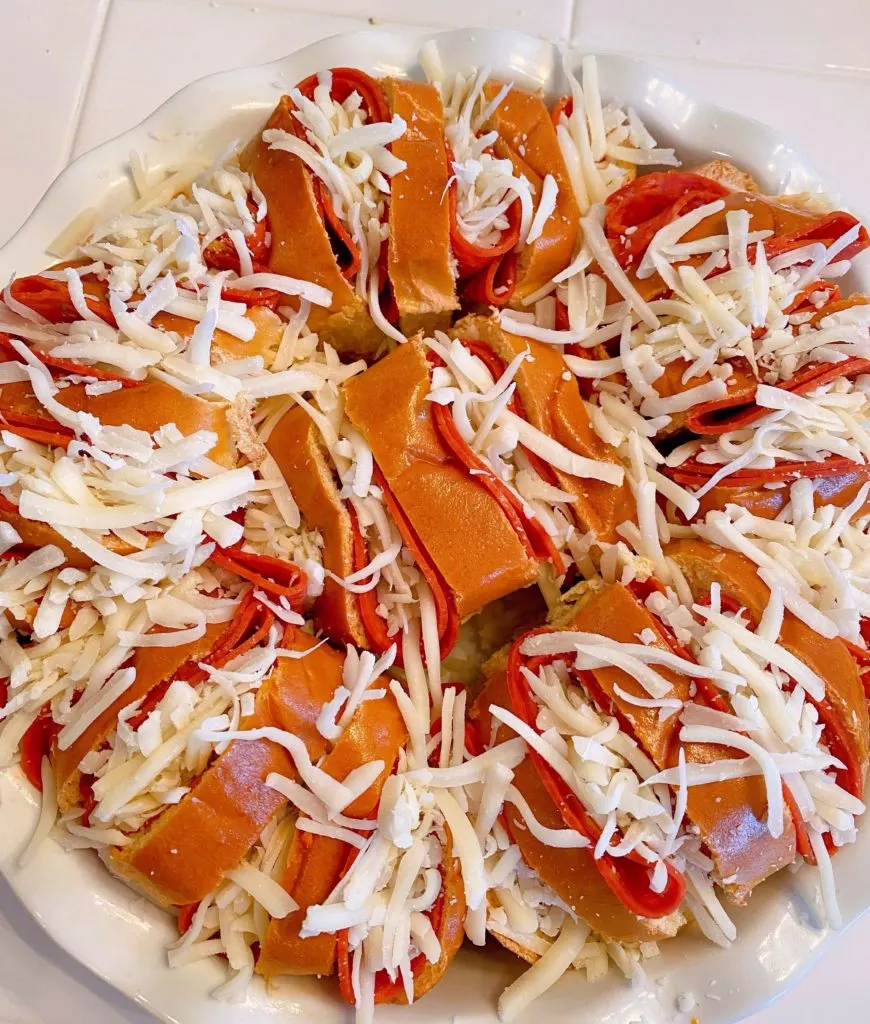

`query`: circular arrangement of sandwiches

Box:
[0,39,869,1024]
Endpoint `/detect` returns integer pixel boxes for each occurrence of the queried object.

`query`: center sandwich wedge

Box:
[265,315,632,661]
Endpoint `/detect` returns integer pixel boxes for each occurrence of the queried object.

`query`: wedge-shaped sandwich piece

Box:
[542,579,798,901]
[603,170,870,283]
[241,93,375,356]
[109,627,342,906]
[0,324,308,596]
[265,405,367,648]
[242,70,456,357]
[342,338,540,623]
[576,171,870,437]
[480,83,580,305]
[6,268,288,391]
[660,342,870,520]
[475,552,868,970]
[0,373,236,468]
[256,690,407,976]
[52,617,235,814]
[452,314,632,546]
[667,538,870,798]
[433,64,579,308]
[48,588,299,812]
[264,396,459,658]
[474,662,686,947]
[383,78,458,336]
[257,696,466,1009]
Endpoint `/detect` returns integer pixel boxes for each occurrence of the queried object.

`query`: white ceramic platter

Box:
[1,25,869,1024]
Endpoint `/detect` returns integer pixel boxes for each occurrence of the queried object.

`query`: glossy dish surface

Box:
[0,25,868,1024]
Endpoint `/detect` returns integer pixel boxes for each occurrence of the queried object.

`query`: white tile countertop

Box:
[2,0,870,1021]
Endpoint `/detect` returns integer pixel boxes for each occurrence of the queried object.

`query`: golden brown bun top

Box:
[257,688,408,979]
[474,667,685,942]
[384,78,457,331]
[107,627,347,907]
[556,579,797,899]
[666,538,870,768]
[453,314,634,544]
[342,338,539,618]
[0,376,237,468]
[265,405,366,648]
[482,83,580,302]
[240,96,358,318]
[52,619,230,811]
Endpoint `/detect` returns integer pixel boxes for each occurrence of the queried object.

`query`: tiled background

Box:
[2,0,870,1020]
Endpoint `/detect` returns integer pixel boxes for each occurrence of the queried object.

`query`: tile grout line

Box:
[568,0,581,40]
[175,0,575,39]
[58,0,113,170]
[564,39,870,84]
[564,0,580,43]
[166,0,442,30]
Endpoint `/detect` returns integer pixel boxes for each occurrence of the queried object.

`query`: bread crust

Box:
[257,690,407,977]
[52,620,230,813]
[266,405,367,647]
[666,538,870,770]
[0,376,237,467]
[690,465,870,522]
[240,97,384,358]
[474,668,685,943]
[452,314,633,544]
[108,628,343,906]
[343,338,539,619]
[558,580,798,901]
[384,79,458,336]
[482,85,580,303]
[691,159,760,193]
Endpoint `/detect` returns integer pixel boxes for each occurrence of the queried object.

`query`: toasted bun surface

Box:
[558,580,797,901]
[691,465,870,522]
[342,338,539,619]
[453,314,633,543]
[475,668,684,943]
[257,691,407,977]
[108,628,341,907]
[52,620,230,813]
[666,538,870,770]
[384,79,458,336]
[266,405,367,647]
[240,97,383,358]
[0,376,237,468]
[481,85,580,303]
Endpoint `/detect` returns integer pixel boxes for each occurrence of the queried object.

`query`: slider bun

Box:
[266,404,367,647]
[108,627,343,907]
[240,96,384,358]
[342,338,539,620]
[384,78,458,336]
[666,538,870,770]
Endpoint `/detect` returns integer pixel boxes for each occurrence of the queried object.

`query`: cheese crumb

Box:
[676,992,697,1013]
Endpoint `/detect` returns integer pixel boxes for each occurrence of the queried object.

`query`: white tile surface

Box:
[0,0,109,245]
[573,0,870,73]
[73,0,373,155]
[2,1,870,1022]
[253,0,573,38]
